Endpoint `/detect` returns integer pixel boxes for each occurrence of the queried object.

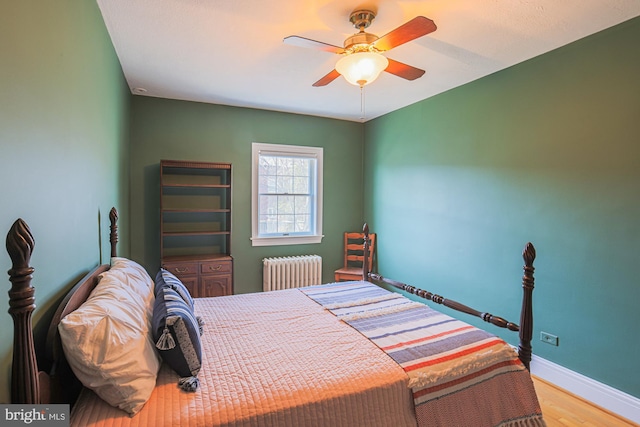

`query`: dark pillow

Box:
[155,268,205,335]
[155,268,194,309]
[152,286,202,391]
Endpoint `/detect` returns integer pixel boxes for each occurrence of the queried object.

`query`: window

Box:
[251,142,323,246]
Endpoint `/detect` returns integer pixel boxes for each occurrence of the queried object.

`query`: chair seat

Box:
[334,267,364,282]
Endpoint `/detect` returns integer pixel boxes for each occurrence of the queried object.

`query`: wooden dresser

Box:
[160,160,233,297]
[162,255,232,298]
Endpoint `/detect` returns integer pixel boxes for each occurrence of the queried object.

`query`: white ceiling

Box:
[96,0,640,123]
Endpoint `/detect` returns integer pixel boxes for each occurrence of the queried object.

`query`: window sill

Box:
[251,235,324,247]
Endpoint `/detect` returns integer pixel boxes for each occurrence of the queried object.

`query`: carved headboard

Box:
[6,208,119,404]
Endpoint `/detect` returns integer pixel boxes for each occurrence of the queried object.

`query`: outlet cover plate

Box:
[540,331,559,346]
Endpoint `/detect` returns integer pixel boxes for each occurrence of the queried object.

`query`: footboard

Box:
[362,223,537,370]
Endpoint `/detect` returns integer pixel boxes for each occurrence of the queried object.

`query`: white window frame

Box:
[251,142,324,246]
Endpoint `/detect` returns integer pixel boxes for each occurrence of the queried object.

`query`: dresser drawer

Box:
[163,261,199,277]
[161,257,233,297]
[200,260,232,275]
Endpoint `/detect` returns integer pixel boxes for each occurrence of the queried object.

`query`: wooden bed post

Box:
[365,236,538,370]
[518,243,536,371]
[109,207,118,258]
[6,218,40,404]
[362,223,370,281]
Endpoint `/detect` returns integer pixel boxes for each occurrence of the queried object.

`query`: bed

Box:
[6,208,545,426]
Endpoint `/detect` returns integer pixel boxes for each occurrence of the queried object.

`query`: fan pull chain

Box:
[360,85,366,122]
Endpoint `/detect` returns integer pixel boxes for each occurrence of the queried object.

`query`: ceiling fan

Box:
[284,10,437,87]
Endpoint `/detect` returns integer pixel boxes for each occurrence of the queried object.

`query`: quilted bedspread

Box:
[70,280,545,426]
[302,281,546,427]
[70,287,417,426]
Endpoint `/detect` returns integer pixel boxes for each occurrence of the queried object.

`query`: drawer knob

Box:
[209,265,222,271]
[175,267,189,273]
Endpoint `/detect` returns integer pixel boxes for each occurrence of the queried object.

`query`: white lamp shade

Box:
[335,52,389,87]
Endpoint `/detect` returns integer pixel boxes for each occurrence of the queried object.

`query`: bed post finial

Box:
[6,218,40,404]
[362,223,370,281]
[109,207,118,258]
[518,242,536,370]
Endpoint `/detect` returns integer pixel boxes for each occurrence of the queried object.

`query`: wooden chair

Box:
[334,231,376,282]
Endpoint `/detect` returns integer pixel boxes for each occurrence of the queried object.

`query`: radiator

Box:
[262,255,322,291]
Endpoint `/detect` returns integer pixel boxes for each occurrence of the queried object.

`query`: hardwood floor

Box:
[532,376,639,426]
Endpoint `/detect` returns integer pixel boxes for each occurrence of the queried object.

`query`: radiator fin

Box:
[263,255,322,291]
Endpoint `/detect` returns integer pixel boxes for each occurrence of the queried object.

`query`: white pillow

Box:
[108,257,155,319]
[59,260,160,415]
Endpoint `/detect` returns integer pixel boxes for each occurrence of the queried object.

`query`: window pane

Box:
[277,157,293,175]
[293,158,310,176]
[293,177,309,194]
[295,214,310,232]
[259,156,277,175]
[259,195,277,215]
[294,196,310,214]
[277,195,294,214]
[276,176,293,194]
[259,214,278,234]
[259,175,277,194]
[278,215,295,233]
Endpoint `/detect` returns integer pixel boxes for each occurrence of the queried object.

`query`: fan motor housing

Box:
[343,32,379,50]
[345,10,380,50]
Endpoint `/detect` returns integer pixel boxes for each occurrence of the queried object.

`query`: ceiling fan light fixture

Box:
[335,52,389,87]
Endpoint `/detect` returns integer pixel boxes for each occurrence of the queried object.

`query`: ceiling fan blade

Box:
[313,69,341,87]
[373,16,436,52]
[385,58,425,81]
[283,36,345,54]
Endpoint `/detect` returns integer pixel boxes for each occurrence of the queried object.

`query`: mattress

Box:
[70,287,418,427]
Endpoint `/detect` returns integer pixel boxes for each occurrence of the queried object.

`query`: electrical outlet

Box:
[540,332,559,346]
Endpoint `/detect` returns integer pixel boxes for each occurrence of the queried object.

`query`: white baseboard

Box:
[530,354,640,424]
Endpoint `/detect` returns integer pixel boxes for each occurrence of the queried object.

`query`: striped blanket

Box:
[301,281,546,427]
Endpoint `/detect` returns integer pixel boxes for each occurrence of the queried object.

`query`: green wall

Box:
[0,1,130,403]
[364,17,640,398]
[2,0,636,407]
[129,97,364,294]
